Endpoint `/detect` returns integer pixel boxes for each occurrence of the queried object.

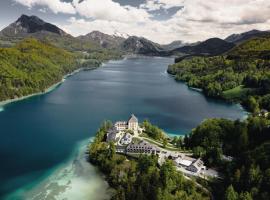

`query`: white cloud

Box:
[13,0,270,43]
[61,16,188,44]
[73,0,150,23]
[14,0,76,14]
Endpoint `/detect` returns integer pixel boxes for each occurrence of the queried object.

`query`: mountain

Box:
[225,29,270,44]
[168,33,270,105]
[0,14,68,37]
[161,40,187,51]
[171,38,235,56]
[113,30,129,39]
[0,14,98,51]
[77,31,125,49]
[227,34,270,59]
[120,36,165,56]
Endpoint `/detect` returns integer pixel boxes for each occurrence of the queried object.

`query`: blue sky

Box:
[1,0,270,44]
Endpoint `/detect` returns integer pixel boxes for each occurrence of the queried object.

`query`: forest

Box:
[184,116,270,200]
[0,38,122,102]
[0,38,77,101]
[88,121,210,200]
[167,35,270,112]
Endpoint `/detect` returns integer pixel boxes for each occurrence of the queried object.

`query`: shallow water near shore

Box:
[0,56,246,199]
[5,139,111,200]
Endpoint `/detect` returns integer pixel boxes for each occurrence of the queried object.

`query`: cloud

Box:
[13,0,270,43]
[61,16,186,44]
[73,0,150,23]
[14,0,76,14]
[140,0,185,11]
[177,0,270,25]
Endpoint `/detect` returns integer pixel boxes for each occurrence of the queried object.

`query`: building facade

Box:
[126,141,160,155]
[114,114,139,132]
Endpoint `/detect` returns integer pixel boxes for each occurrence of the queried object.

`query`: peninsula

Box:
[88,114,215,200]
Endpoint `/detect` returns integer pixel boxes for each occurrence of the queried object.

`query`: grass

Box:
[138,137,191,153]
[222,85,254,100]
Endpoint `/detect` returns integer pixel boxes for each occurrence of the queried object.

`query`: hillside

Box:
[227,34,270,59]
[171,38,235,56]
[168,35,270,112]
[225,29,270,44]
[0,38,77,101]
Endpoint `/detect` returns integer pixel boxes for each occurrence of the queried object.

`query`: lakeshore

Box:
[5,138,112,200]
[0,56,246,198]
[0,66,100,109]
[0,79,65,108]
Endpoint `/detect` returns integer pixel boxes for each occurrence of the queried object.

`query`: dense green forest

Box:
[183,116,270,200]
[141,120,168,142]
[0,38,122,102]
[0,38,78,101]
[167,35,270,112]
[88,121,210,200]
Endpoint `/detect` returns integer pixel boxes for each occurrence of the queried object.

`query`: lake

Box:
[0,56,246,199]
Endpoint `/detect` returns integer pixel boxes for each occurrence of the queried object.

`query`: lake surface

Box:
[0,56,246,199]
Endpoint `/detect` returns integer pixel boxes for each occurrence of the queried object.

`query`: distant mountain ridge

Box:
[120,36,165,56]
[77,31,125,49]
[225,29,270,44]
[161,40,187,51]
[1,14,270,58]
[0,14,68,37]
[171,38,235,56]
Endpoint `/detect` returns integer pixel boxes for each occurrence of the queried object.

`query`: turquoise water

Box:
[0,56,246,199]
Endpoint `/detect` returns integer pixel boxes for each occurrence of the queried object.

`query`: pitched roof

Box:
[128,114,138,123]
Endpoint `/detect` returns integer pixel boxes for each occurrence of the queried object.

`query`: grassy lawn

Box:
[140,133,174,147]
[138,137,191,153]
[222,85,255,100]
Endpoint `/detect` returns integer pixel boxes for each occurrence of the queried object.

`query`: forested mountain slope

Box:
[0,38,77,101]
[168,34,270,112]
[225,29,270,44]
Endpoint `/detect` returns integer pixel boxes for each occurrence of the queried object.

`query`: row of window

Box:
[128,146,153,150]
[127,149,154,153]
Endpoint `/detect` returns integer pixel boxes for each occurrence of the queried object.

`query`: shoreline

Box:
[166,71,249,120]
[0,79,64,108]
[0,56,167,109]
[5,138,112,200]
[0,66,96,109]
[0,56,119,109]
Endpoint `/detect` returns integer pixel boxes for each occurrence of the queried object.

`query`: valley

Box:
[0,11,270,200]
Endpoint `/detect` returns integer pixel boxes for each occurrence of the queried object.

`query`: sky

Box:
[0,0,270,44]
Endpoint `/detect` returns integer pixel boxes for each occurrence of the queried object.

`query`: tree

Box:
[192,146,206,157]
[107,141,116,159]
[162,138,168,148]
[247,96,259,113]
[239,192,253,200]
[225,185,238,200]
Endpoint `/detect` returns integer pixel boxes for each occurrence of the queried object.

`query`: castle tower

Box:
[128,114,138,131]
